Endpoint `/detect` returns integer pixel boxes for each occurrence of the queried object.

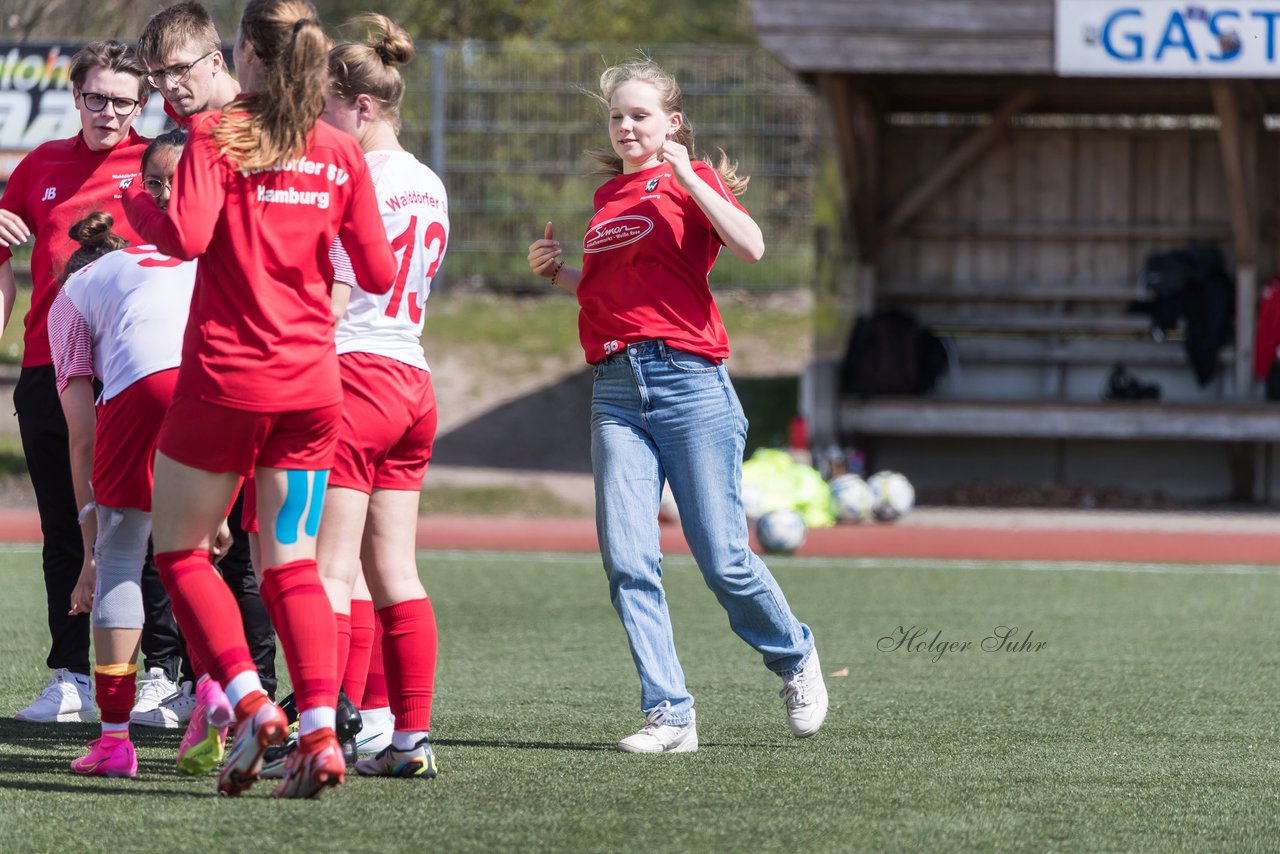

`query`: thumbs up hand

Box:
[527,220,562,279]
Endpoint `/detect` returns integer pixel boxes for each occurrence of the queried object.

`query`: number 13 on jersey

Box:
[385,214,447,323]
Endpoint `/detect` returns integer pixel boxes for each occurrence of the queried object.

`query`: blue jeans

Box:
[591,340,814,725]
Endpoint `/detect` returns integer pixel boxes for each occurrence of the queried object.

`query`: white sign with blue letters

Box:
[1056,1,1280,76]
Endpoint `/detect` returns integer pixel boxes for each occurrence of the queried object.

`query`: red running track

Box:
[414,514,1280,565]
[0,510,1273,565]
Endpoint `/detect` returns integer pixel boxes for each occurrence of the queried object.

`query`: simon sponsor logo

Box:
[584,215,653,253]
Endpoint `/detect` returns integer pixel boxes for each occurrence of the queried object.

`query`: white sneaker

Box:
[131,680,195,729]
[131,668,178,717]
[355,705,395,757]
[15,668,96,723]
[617,702,698,754]
[780,650,829,738]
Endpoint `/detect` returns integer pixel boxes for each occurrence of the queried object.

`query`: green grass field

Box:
[1,547,1278,851]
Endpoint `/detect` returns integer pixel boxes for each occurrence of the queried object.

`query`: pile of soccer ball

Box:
[754,469,915,555]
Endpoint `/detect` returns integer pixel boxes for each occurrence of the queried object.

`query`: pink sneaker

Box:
[176,678,234,776]
[71,736,137,778]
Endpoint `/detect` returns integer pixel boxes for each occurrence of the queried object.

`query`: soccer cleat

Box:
[354,735,438,779]
[132,680,195,729]
[216,697,288,797]
[355,705,394,757]
[130,668,178,720]
[617,702,698,754]
[258,734,296,779]
[270,729,345,799]
[71,736,137,778]
[335,689,363,748]
[176,679,235,776]
[16,669,96,723]
[780,650,829,738]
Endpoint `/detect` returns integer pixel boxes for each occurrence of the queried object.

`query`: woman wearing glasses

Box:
[0,40,151,726]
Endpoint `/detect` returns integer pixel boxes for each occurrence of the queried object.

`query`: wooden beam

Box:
[819,74,881,263]
[1211,82,1257,265]
[1211,80,1262,398]
[880,87,1038,243]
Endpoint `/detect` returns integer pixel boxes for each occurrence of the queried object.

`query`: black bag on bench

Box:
[839,308,948,398]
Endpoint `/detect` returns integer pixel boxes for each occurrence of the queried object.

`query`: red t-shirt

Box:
[0,130,149,367]
[576,160,745,364]
[124,110,395,411]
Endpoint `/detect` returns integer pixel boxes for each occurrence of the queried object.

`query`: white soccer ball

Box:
[829,474,875,523]
[868,470,915,522]
[756,508,807,554]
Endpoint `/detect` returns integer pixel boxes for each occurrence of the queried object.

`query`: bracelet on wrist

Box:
[551,260,563,286]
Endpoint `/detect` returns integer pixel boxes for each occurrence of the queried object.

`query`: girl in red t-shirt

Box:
[526,58,827,754]
[124,0,394,800]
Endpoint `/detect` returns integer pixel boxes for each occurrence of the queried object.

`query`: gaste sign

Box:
[0,44,168,181]
[1056,1,1280,76]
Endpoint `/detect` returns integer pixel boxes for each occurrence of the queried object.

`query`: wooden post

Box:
[1210,81,1260,400]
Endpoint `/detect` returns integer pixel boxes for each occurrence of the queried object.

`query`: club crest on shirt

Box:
[645,178,660,192]
[583,215,654,253]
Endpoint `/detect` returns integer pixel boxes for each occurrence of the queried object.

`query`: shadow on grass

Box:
[0,719,214,796]
[433,737,612,752]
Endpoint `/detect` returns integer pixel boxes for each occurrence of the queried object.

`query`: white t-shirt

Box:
[330,149,449,371]
[49,245,196,402]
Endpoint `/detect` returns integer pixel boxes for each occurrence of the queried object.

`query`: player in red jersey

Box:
[123,0,396,799]
[0,41,151,725]
[527,58,828,753]
[313,14,447,780]
[129,0,282,738]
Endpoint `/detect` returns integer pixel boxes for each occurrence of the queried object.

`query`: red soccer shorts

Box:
[158,390,342,478]
[94,369,179,511]
[329,352,437,493]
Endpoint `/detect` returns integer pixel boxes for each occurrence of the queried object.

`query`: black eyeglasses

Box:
[146,50,217,88]
[80,92,141,116]
[143,178,172,194]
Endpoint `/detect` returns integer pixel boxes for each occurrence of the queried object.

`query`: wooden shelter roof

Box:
[753,0,1280,114]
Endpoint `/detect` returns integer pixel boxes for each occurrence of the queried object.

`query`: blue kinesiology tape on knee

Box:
[275,469,329,545]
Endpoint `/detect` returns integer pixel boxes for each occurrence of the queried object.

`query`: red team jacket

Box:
[0,129,149,367]
[124,110,395,412]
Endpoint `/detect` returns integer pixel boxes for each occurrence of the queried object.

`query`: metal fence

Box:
[398,42,819,291]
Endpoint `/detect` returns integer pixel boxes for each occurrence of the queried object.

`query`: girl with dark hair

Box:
[51,130,208,778]
[124,0,395,799]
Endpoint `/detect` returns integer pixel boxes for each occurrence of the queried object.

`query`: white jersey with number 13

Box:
[330,149,449,371]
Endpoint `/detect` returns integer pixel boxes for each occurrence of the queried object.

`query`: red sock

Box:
[362,609,388,710]
[95,668,137,726]
[156,549,255,686]
[259,560,337,713]
[379,597,437,732]
[344,598,375,705]
[334,611,352,693]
